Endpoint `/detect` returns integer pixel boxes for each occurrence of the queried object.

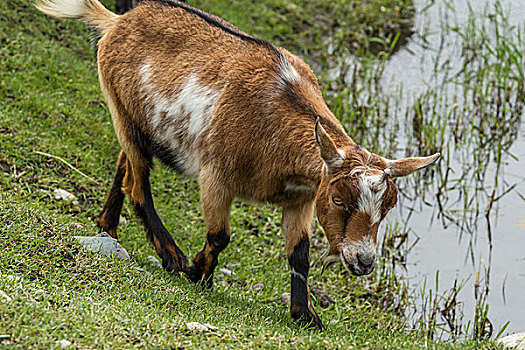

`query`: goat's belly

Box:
[140,65,222,178]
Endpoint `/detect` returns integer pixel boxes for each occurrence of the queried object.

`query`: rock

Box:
[56,339,72,348]
[148,255,162,268]
[498,332,525,350]
[0,290,12,302]
[53,189,78,205]
[74,235,130,260]
[225,263,240,271]
[280,292,291,306]
[251,283,264,292]
[186,322,217,332]
[310,285,335,309]
[119,215,127,225]
[115,244,130,260]
[218,268,235,277]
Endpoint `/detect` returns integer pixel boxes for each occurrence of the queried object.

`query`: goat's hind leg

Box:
[97,150,127,239]
[126,152,188,273]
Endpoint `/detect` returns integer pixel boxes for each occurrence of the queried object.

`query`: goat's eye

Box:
[332,196,344,206]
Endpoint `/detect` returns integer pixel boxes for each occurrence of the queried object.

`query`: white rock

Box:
[498,332,525,350]
[56,339,72,348]
[186,322,217,332]
[281,292,291,306]
[74,235,130,260]
[251,283,264,292]
[218,268,235,277]
[0,290,12,302]
[148,255,162,268]
[119,215,127,225]
[53,189,78,205]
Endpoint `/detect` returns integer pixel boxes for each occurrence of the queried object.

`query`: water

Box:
[380,0,525,337]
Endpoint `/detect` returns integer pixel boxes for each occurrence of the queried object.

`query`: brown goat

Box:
[35,0,439,330]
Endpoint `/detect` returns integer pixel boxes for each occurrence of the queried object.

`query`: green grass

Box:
[0,0,501,348]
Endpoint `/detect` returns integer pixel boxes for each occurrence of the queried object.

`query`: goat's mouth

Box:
[321,251,375,276]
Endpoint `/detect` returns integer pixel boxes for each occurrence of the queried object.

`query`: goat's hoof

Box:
[184,265,213,289]
[291,306,325,331]
[160,249,188,275]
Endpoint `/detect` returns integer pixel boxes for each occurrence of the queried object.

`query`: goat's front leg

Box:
[186,171,232,288]
[283,201,325,331]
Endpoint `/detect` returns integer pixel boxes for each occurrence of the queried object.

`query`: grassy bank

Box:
[0,0,498,348]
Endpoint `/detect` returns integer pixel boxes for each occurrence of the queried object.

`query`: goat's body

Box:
[36,0,440,331]
[97,0,349,205]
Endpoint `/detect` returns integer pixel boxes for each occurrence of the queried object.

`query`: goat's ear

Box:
[383,153,440,177]
[315,119,344,171]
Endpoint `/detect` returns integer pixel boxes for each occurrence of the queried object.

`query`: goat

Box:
[35,0,440,330]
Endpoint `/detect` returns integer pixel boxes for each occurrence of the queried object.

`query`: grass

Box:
[0,0,508,348]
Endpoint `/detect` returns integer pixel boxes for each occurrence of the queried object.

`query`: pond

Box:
[381,0,525,339]
[323,0,524,340]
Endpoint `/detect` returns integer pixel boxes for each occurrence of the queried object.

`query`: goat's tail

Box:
[35,0,118,34]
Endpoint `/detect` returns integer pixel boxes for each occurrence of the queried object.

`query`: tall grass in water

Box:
[317,0,524,342]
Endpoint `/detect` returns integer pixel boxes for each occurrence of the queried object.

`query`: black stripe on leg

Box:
[289,237,310,310]
[132,168,188,273]
[288,237,325,330]
[186,229,230,287]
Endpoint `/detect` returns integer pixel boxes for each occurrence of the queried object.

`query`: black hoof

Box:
[185,264,213,289]
[159,246,188,274]
[291,306,325,331]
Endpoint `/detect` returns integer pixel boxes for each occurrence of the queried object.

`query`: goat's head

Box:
[314,120,440,276]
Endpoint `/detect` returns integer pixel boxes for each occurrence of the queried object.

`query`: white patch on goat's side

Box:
[357,173,387,224]
[139,63,221,177]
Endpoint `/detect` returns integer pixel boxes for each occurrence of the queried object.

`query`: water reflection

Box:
[321,0,525,338]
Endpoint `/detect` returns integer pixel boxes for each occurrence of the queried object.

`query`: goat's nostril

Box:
[356,252,374,268]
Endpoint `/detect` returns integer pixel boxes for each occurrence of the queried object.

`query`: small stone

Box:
[498,332,525,350]
[186,322,217,332]
[56,339,72,348]
[0,290,12,302]
[53,189,78,205]
[225,263,240,271]
[251,283,264,292]
[119,215,127,225]
[280,292,291,306]
[148,255,162,268]
[310,285,335,309]
[218,268,235,277]
[75,235,129,260]
[214,272,225,279]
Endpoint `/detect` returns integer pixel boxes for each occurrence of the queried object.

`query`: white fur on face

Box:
[139,63,221,177]
[356,173,386,224]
